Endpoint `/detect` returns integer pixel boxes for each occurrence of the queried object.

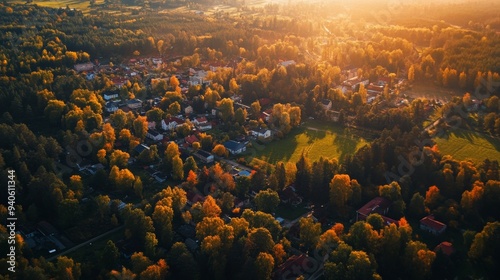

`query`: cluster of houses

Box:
[355,196,448,236]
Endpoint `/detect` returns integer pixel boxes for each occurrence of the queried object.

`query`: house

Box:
[193,150,214,163]
[434,241,454,256]
[278,60,296,68]
[420,215,447,235]
[341,76,369,93]
[259,112,271,122]
[273,254,308,280]
[184,105,194,115]
[251,127,272,139]
[103,90,119,101]
[111,77,128,88]
[151,171,168,183]
[223,140,246,155]
[127,99,142,110]
[327,110,340,122]
[185,135,199,146]
[356,197,397,225]
[133,144,150,155]
[193,117,212,131]
[74,62,94,72]
[320,99,332,111]
[188,69,210,86]
[105,101,119,113]
[146,130,163,141]
[86,73,95,80]
[152,58,163,65]
[279,186,303,206]
[147,121,156,130]
[161,117,185,131]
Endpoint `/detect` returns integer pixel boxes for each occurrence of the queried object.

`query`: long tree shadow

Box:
[333,134,360,162]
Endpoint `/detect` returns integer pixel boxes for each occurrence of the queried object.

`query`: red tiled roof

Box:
[164,117,185,124]
[420,215,446,232]
[273,254,308,280]
[185,134,199,145]
[357,197,391,217]
[434,241,454,256]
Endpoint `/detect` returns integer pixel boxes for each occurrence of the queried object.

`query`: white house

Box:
[105,101,119,113]
[193,117,212,131]
[74,62,94,72]
[146,130,164,141]
[188,69,210,86]
[278,60,296,67]
[103,91,119,101]
[161,117,185,131]
[320,99,332,111]
[251,128,271,139]
[184,105,194,115]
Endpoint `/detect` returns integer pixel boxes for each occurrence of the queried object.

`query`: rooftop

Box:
[357,197,392,217]
[420,215,447,232]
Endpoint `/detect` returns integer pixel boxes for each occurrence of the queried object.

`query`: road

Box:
[47,225,125,262]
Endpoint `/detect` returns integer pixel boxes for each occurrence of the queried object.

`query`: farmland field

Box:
[249,122,368,165]
[8,0,94,13]
[433,128,500,163]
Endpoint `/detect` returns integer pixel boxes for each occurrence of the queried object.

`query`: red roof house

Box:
[420,215,447,235]
[434,241,454,256]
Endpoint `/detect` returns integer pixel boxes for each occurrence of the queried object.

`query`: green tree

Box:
[172,155,184,180]
[254,189,280,213]
[219,98,235,122]
[255,252,275,280]
[299,217,322,250]
[130,252,152,275]
[101,240,120,269]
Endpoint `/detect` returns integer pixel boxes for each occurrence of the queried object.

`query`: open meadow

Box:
[249,122,368,166]
[433,128,500,163]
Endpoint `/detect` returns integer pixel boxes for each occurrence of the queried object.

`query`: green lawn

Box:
[249,122,368,165]
[275,203,309,221]
[433,128,500,163]
[8,0,99,14]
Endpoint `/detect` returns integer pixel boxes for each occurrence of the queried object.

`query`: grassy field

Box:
[249,121,368,165]
[433,128,500,163]
[8,0,99,14]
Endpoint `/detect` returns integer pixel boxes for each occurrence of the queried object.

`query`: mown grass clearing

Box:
[249,122,368,165]
[433,128,500,163]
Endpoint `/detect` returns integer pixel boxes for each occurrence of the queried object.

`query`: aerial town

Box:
[1,0,499,279]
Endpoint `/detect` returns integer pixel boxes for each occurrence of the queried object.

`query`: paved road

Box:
[47,225,125,262]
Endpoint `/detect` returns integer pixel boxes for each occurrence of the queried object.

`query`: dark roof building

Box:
[356,197,397,225]
[420,215,447,235]
[273,254,309,280]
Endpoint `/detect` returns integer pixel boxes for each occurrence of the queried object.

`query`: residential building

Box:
[223,140,246,155]
[103,90,119,101]
[146,130,163,141]
[185,134,199,146]
[161,117,185,131]
[434,241,454,256]
[356,197,397,225]
[273,254,308,280]
[133,144,150,155]
[193,117,212,131]
[250,127,271,139]
[420,215,447,235]
[193,150,214,163]
[278,60,296,68]
[320,99,332,111]
[127,99,142,109]
[105,101,119,113]
[74,62,94,72]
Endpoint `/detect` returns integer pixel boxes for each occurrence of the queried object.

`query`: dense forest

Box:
[1,1,500,279]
